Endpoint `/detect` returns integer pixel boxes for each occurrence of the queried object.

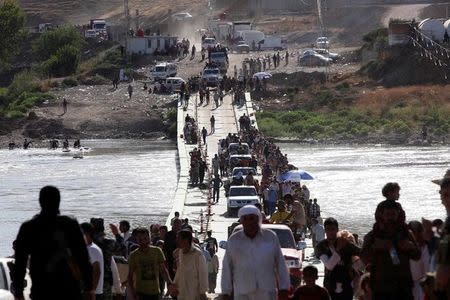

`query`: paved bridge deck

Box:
[169,91,323,297]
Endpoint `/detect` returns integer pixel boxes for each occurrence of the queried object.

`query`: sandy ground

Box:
[0,83,178,148]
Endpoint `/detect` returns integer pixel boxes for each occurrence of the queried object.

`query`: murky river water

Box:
[280,144,449,236]
[1,142,448,256]
[0,140,177,256]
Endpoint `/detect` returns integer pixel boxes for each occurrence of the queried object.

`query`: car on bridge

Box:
[221,224,303,290]
[227,142,250,156]
[201,67,222,86]
[202,37,217,50]
[231,167,257,178]
[227,185,259,216]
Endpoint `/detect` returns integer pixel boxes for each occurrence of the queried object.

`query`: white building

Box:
[126,35,178,55]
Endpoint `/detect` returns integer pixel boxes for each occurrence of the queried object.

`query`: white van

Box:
[150,62,177,82]
[238,30,265,50]
[165,77,186,92]
[258,36,287,50]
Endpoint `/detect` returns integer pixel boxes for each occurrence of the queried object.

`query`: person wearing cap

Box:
[221,205,290,300]
[12,186,93,300]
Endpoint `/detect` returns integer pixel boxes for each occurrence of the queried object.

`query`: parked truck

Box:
[86,19,107,39]
[237,30,265,50]
[232,21,252,37]
[208,51,229,73]
[258,36,287,50]
[90,19,107,32]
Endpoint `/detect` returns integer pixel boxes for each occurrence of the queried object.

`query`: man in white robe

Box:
[221,205,290,300]
[171,230,208,300]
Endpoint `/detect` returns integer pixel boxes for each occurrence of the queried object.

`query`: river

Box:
[0,140,178,256]
[1,142,448,256]
[281,144,449,236]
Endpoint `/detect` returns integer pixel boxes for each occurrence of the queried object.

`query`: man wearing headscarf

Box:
[13,186,93,300]
[221,205,290,300]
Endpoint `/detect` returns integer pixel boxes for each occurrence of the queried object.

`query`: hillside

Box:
[17,0,445,49]
[19,0,206,25]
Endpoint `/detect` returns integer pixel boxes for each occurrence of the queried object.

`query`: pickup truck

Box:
[201,67,222,87]
[208,51,229,73]
[227,185,259,216]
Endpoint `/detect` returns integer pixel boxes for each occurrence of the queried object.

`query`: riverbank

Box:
[255,82,450,145]
[0,83,178,148]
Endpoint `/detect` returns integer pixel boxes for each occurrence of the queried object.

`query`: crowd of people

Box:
[8,138,82,150]
[6,43,450,300]
[201,110,450,300]
[6,111,450,300]
[10,185,221,300]
[182,114,198,145]
[210,118,450,300]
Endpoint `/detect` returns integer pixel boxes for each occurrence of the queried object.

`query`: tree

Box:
[42,45,81,76]
[32,25,84,61]
[0,0,26,65]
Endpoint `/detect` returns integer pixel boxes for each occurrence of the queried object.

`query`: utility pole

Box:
[124,0,130,60]
[135,9,140,31]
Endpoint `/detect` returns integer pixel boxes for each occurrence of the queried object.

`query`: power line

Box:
[409,27,450,79]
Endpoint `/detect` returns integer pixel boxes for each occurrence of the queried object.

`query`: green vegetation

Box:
[361,28,388,48]
[358,28,390,80]
[257,88,450,141]
[78,47,125,79]
[62,77,78,87]
[32,26,84,60]
[0,0,26,66]
[32,26,84,77]
[0,71,55,118]
[165,107,178,138]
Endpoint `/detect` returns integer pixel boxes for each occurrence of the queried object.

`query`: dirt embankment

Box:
[0,83,177,148]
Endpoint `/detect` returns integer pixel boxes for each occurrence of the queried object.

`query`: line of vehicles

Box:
[297,36,340,67]
[216,140,306,290]
[147,60,223,90]
[202,35,287,54]
[147,34,337,87]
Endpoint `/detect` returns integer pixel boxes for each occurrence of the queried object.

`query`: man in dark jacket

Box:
[13,186,93,300]
[361,200,421,300]
[90,218,126,299]
[164,218,182,281]
[316,217,360,300]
